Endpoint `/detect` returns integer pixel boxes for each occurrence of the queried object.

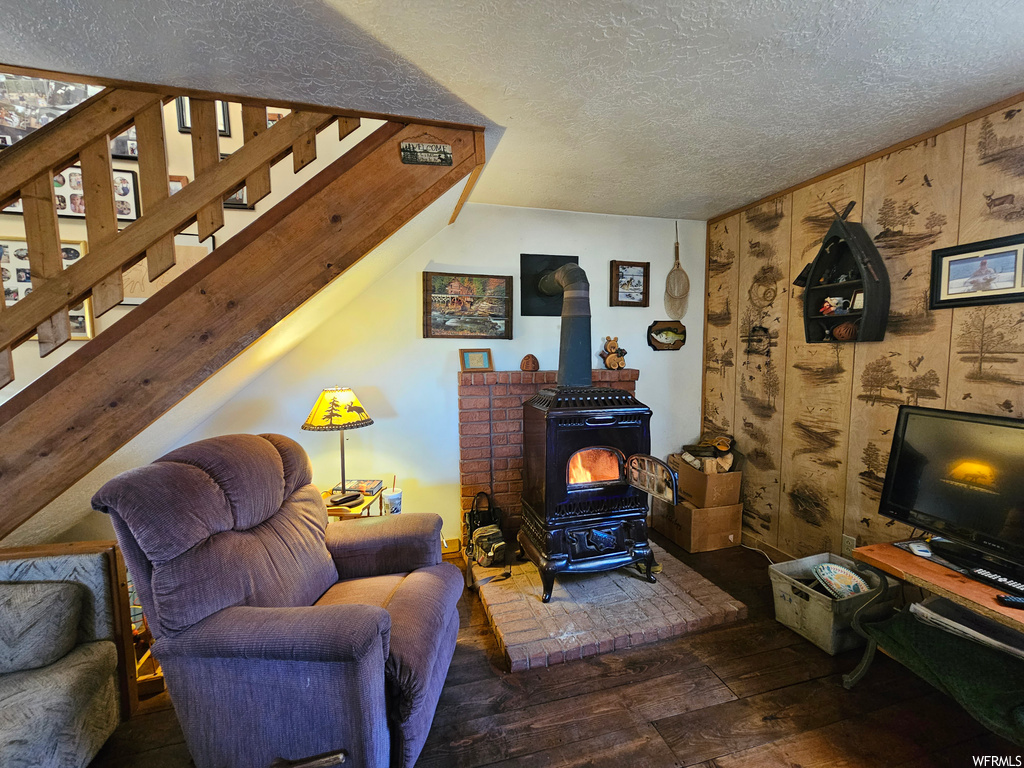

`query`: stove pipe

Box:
[539,263,591,387]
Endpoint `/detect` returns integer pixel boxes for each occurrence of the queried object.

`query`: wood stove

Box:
[517,263,673,602]
[519,385,657,601]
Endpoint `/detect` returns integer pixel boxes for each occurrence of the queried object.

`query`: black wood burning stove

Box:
[517,264,674,602]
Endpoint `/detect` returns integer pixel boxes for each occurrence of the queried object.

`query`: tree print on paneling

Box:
[961,101,1024,244]
[946,304,1024,418]
[779,167,863,558]
[844,129,963,548]
[704,215,740,437]
[735,196,791,547]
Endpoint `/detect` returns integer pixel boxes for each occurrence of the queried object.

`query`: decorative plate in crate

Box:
[812,563,869,599]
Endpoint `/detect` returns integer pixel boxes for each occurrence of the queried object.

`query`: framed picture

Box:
[267,111,284,127]
[110,125,138,160]
[850,289,864,311]
[610,260,650,307]
[176,97,231,137]
[459,348,494,372]
[930,233,1024,309]
[169,175,189,195]
[0,76,102,149]
[121,233,215,305]
[423,271,513,339]
[219,153,254,210]
[1,236,95,340]
[2,166,141,221]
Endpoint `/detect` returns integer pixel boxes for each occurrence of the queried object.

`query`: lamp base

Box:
[328,491,363,507]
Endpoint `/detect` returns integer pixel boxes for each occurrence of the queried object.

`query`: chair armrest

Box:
[154,604,390,663]
[325,513,443,580]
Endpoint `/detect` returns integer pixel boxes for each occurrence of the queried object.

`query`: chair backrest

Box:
[92,433,338,638]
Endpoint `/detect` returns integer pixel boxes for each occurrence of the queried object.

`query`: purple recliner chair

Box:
[92,433,463,768]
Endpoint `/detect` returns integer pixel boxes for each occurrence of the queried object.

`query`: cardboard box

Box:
[668,454,742,508]
[652,497,742,553]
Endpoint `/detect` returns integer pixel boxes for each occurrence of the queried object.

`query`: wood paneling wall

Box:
[704,93,1024,557]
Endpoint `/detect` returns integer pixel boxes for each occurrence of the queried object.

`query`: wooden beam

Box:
[22,172,69,355]
[80,134,123,314]
[241,105,272,205]
[292,129,317,173]
[450,130,487,224]
[134,102,176,281]
[189,98,225,242]
[0,121,483,539]
[0,89,164,210]
[0,110,335,352]
[339,117,361,142]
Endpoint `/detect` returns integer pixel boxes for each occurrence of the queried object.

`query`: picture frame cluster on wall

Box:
[1,236,95,339]
[423,271,513,339]
[930,232,1024,309]
[2,166,140,221]
[610,260,650,307]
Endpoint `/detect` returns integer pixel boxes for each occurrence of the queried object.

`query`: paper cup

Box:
[384,488,402,514]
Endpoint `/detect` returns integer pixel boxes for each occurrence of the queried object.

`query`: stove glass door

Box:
[625,454,678,504]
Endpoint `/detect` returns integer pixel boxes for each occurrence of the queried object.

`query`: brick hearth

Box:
[458,368,639,545]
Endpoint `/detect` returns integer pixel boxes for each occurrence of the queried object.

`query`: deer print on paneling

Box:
[960,100,1024,244]
[735,196,791,547]
[844,128,964,547]
[704,215,741,437]
[779,167,863,558]
[947,104,1024,418]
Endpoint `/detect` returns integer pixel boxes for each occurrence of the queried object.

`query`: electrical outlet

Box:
[841,534,856,559]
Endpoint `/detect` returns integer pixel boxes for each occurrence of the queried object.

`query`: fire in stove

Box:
[567,447,622,487]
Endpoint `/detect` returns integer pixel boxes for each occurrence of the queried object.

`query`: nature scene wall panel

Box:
[735,197,791,546]
[778,167,863,558]
[960,100,1024,245]
[843,129,963,547]
[703,215,740,437]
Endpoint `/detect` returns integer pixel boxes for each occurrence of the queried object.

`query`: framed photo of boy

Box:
[610,260,650,307]
[930,233,1024,309]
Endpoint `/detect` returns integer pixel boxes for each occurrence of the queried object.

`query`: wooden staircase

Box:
[0,79,485,540]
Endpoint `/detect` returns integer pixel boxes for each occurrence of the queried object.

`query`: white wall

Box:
[178,204,706,540]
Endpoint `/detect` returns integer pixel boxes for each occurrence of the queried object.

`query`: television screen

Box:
[879,405,1024,567]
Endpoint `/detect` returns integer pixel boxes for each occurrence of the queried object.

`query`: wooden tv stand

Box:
[843,542,1024,688]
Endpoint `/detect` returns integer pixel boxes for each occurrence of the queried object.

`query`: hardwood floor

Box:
[89,535,1023,767]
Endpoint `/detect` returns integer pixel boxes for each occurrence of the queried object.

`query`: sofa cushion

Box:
[0,582,83,674]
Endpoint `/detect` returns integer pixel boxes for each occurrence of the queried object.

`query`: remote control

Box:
[997,594,1024,609]
[972,567,1024,596]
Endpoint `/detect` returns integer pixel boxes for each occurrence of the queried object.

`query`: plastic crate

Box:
[769,552,896,655]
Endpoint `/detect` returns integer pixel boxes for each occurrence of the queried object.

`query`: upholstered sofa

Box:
[0,545,123,768]
[92,433,463,768]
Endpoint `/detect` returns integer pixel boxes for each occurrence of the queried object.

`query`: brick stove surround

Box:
[458,368,639,545]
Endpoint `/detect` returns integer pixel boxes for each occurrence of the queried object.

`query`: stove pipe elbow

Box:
[539,264,591,387]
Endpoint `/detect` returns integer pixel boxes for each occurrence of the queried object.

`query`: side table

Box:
[321,488,385,521]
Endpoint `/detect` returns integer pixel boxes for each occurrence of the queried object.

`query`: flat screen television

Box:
[879,405,1024,576]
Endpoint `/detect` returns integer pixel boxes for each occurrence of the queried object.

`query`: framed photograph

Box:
[169,175,189,195]
[423,271,513,339]
[610,260,650,307]
[1,236,95,340]
[219,153,254,210]
[850,289,864,311]
[459,348,494,372]
[176,97,231,137]
[930,233,1024,309]
[0,76,102,149]
[121,233,215,305]
[110,125,138,160]
[2,166,140,221]
[267,111,284,127]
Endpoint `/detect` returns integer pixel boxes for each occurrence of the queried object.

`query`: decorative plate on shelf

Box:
[812,563,870,599]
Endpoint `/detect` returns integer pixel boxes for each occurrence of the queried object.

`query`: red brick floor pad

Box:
[474,543,747,671]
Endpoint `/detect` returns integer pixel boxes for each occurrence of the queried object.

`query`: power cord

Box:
[741,542,775,564]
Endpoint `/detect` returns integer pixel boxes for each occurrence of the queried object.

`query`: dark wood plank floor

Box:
[90,534,1024,767]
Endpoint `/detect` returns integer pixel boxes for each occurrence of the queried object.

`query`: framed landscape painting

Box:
[423,272,512,339]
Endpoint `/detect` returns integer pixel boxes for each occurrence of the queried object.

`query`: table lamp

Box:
[301,387,374,506]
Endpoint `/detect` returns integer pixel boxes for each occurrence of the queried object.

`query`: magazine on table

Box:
[333,479,383,496]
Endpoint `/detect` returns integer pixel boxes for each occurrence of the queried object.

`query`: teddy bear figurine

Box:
[600,336,627,369]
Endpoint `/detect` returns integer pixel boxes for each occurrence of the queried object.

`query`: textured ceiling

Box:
[2,0,1024,219]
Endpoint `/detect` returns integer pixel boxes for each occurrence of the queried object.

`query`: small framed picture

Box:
[267,112,284,127]
[110,125,138,160]
[610,260,650,307]
[176,97,231,137]
[930,233,1024,309]
[169,175,189,195]
[850,289,864,311]
[459,348,494,372]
